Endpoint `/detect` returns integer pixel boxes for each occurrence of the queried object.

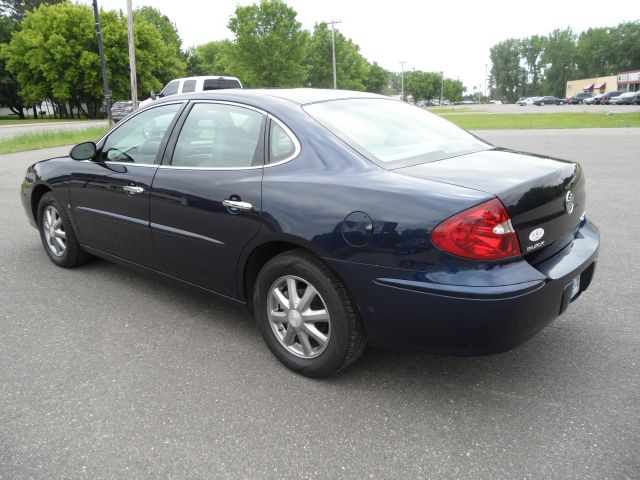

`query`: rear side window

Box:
[269,122,296,163]
[182,79,197,93]
[172,103,264,168]
[226,80,241,88]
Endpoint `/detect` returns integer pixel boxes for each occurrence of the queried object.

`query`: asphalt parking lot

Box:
[1,128,638,479]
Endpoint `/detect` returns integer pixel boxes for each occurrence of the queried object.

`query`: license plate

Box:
[570,275,581,300]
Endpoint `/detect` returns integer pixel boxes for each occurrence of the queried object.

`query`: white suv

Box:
[139,76,243,108]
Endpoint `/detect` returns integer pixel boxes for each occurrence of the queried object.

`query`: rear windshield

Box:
[304,98,491,168]
[203,79,241,90]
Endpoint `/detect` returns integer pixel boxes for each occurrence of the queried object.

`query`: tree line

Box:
[490,21,640,103]
[0,0,468,119]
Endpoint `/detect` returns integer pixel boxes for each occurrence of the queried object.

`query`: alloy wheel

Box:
[267,275,331,359]
[42,205,66,257]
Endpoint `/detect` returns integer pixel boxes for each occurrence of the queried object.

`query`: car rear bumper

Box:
[326,219,599,355]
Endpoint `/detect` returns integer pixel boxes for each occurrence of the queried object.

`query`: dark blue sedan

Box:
[20,89,599,376]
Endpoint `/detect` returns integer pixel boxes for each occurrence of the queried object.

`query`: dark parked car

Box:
[599,90,626,105]
[533,96,565,105]
[610,91,638,105]
[110,100,134,122]
[20,89,599,376]
[568,92,594,104]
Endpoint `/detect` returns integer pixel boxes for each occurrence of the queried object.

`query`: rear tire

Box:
[37,192,92,268]
[253,249,366,377]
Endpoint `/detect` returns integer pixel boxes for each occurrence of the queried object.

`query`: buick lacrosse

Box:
[20,89,599,376]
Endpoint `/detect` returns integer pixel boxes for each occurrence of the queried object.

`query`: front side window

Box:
[172,103,264,168]
[100,103,181,164]
[304,98,491,168]
[162,80,180,97]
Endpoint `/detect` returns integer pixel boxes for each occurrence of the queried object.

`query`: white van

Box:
[139,75,243,108]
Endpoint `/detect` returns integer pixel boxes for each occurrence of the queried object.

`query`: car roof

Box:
[157,88,386,106]
[170,75,241,82]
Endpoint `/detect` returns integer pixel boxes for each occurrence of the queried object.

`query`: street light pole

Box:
[440,71,444,106]
[126,0,138,110]
[484,63,488,102]
[91,0,112,125]
[326,20,341,89]
[399,61,407,100]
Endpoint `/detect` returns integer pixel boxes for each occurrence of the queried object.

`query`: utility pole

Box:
[326,20,341,89]
[126,0,138,110]
[92,0,112,125]
[484,64,488,102]
[440,71,444,106]
[399,61,407,100]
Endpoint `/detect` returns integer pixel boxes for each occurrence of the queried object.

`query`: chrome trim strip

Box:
[157,100,302,171]
[159,164,262,171]
[150,222,224,246]
[79,160,159,168]
[75,206,148,227]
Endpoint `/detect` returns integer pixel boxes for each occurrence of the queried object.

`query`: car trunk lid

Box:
[393,148,585,262]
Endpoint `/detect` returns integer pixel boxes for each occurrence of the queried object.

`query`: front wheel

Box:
[37,192,91,268]
[253,249,366,377]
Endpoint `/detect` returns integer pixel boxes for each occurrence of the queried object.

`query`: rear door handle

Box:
[222,200,253,211]
[123,185,144,194]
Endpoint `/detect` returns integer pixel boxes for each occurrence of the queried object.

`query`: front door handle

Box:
[222,199,253,211]
[123,185,144,194]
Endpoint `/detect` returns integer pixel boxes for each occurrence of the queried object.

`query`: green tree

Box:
[489,38,524,102]
[227,0,308,87]
[443,78,464,103]
[0,0,63,21]
[608,21,640,73]
[0,16,24,117]
[134,5,185,85]
[521,35,546,96]
[363,62,389,94]
[404,70,439,103]
[2,3,183,117]
[185,40,233,76]
[306,22,369,90]
[540,28,577,98]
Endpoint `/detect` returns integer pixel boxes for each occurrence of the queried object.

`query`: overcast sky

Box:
[81,0,637,93]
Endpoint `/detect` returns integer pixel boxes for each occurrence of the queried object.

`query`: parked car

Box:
[139,75,242,108]
[517,96,540,106]
[20,89,599,377]
[568,92,594,104]
[584,94,601,105]
[599,90,626,105]
[633,91,640,105]
[610,91,638,105]
[110,100,134,122]
[533,96,565,105]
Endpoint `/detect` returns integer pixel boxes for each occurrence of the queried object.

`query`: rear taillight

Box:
[431,198,521,260]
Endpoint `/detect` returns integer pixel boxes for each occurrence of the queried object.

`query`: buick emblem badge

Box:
[529,228,545,242]
[565,191,575,214]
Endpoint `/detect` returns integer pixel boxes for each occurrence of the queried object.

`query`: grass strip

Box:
[0,117,97,125]
[437,112,640,130]
[0,126,108,154]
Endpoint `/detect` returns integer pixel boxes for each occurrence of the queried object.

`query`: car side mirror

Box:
[70,141,97,161]
[150,91,157,100]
